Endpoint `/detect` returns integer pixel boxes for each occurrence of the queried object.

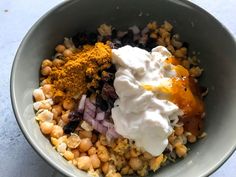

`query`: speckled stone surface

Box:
[0,0,235,177]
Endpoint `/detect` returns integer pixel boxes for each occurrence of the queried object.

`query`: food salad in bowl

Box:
[11,0,236,177]
[33,21,207,177]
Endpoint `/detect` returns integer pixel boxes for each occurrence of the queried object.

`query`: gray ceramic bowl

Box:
[11,0,236,177]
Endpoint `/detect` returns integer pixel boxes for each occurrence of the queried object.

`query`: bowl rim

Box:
[10,0,236,177]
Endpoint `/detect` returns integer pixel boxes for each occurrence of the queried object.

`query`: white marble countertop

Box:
[0,0,235,176]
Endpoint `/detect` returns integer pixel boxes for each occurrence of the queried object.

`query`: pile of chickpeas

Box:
[33,22,205,177]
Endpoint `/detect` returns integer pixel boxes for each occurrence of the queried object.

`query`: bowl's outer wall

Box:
[11,0,236,177]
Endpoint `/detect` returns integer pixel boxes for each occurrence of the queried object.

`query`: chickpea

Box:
[149,154,163,172]
[61,111,69,124]
[88,147,97,156]
[64,151,74,161]
[63,99,75,110]
[79,130,92,139]
[52,105,62,119]
[129,157,143,171]
[63,49,73,57]
[55,44,66,53]
[71,149,80,158]
[112,173,122,177]
[40,79,50,86]
[67,135,81,149]
[37,109,53,122]
[51,137,58,146]
[50,125,64,138]
[79,138,93,152]
[77,156,92,171]
[175,126,184,136]
[56,142,67,153]
[42,84,54,98]
[41,66,51,76]
[168,134,176,145]
[40,121,54,134]
[72,159,78,166]
[41,59,52,68]
[101,162,109,174]
[58,120,66,127]
[124,150,131,160]
[175,144,187,158]
[39,102,51,110]
[167,45,175,54]
[33,88,45,102]
[97,145,109,162]
[52,58,64,67]
[90,154,101,169]
[130,148,141,158]
[187,134,197,143]
[182,60,190,69]
[143,151,153,160]
[121,166,130,175]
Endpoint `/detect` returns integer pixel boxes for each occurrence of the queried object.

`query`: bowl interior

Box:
[11,0,236,177]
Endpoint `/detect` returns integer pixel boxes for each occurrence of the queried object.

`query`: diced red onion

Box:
[91,119,107,134]
[102,120,114,128]
[84,98,96,118]
[83,113,94,125]
[95,111,105,121]
[78,94,86,113]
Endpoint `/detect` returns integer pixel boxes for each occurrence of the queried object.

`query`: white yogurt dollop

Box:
[111,45,183,156]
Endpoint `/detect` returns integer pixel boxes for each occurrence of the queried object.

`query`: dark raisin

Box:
[64,111,82,134]
[68,111,81,121]
[101,71,114,83]
[106,64,116,73]
[138,43,146,49]
[88,32,98,44]
[85,75,93,82]
[146,37,156,51]
[182,42,189,49]
[102,36,111,43]
[121,30,134,45]
[111,29,117,39]
[102,83,118,102]
[96,95,109,111]
[72,32,88,47]
[63,120,80,134]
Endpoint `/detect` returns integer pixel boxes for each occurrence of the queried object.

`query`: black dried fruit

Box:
[88,32,98,44]
[111,29,117,39]
[102,83,118,102]
[63,120,80,134]
[63,111,82,134]
[72,32,88,47]
[96,95,109,111]
[146,37,156,51]
[121,30,134,45]
[101,71,114,83]
[182,42,189,49]
[106,64,116,73]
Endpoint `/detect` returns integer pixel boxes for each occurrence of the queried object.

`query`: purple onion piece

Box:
[95,111,105,121]
[78,94,86,113]
[91,119,108,134]
[102,120,114,129]
[84,98,96,118]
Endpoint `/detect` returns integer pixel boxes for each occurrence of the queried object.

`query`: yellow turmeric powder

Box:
[49,42,112,99]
